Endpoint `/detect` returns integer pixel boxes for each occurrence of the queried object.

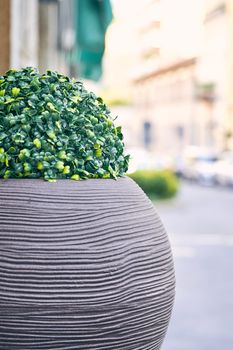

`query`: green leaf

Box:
[58,150,66,159]
[37,162,44,170]
[12,87,20,97]
[0,133,7,141]
[71,174,80,180]
[46,131,56,140]
[3,170,11,179]
[33,138,41,149]
[19,148,30,159]
[47,102,58,112]
[23,162,31,172]
[63,165,70,174]
[55,161,64,171]
[95,149,102,157]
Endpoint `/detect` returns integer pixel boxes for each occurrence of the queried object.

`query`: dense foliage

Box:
[129,170,179,199]
[0,68,129,181]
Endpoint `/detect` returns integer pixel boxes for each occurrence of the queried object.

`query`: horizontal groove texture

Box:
[0,177,175,350]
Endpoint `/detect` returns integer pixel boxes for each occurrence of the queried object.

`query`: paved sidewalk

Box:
[155,182,233,350]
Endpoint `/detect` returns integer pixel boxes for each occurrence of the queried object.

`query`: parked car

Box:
[181,146,219,185]
[215,154,233,186]
[193,155,219,185]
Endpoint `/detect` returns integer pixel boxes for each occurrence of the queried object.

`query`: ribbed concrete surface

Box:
[0,177,175,350]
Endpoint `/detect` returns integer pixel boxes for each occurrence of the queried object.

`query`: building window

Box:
[176,125,184,140]
[143,121,152,148]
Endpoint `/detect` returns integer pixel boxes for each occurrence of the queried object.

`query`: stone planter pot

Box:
[0,177,175,350]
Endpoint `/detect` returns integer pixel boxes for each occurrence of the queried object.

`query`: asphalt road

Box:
[155,182,233,350]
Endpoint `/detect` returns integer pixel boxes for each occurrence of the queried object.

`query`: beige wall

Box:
[0,0,10,74]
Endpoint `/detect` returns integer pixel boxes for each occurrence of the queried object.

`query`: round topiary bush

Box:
[0,67,129,181]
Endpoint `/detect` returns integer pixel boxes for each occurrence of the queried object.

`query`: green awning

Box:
[72,0,113,81]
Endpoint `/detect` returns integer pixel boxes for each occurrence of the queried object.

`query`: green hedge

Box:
[129,170,179,199]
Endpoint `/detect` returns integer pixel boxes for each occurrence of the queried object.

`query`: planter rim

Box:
[0,176,128,183]
[0,176,142,196]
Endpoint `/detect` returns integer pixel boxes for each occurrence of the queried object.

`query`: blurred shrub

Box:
[106,97,131,107]
[129,169,179,199]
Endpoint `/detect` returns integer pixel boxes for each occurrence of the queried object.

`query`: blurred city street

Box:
[156,182,233,350]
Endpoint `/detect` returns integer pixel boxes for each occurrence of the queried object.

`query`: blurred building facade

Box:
[132,0,233,154]
[134,58,196,154]
[226,0,233,149]
[0,0,75,76]
[0,0,111,81]
[196,0,229,150]
[132,0,203,155]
